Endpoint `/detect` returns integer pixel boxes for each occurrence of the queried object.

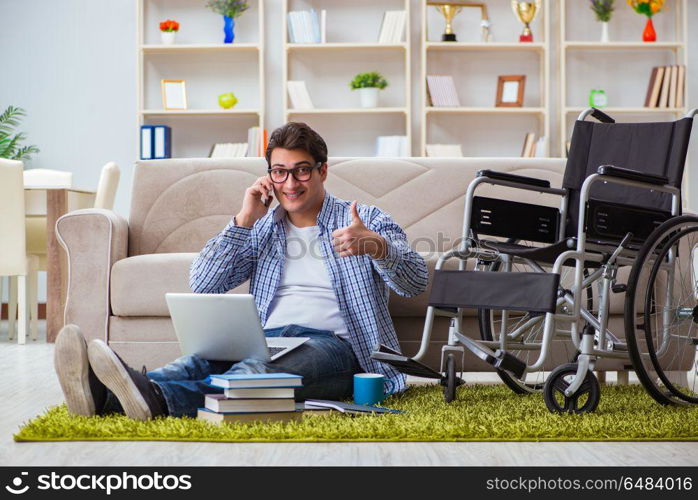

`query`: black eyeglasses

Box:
[267,162,322,183]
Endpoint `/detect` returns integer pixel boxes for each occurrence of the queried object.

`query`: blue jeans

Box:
[103,325,362,418]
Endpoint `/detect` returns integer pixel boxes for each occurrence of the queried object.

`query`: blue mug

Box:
[353,373,386,406]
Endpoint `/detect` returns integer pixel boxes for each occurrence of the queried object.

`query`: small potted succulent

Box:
[589,1,614,42]
[350,72,389,108]
[205,0,249,44]
[159,19,180,45]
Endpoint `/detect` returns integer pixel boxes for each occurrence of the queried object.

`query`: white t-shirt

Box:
[263,219,350,339]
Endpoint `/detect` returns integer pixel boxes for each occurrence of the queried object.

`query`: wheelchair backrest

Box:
[563,117,693,242]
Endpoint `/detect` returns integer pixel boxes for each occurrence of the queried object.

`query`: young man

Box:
[54,122,428,420]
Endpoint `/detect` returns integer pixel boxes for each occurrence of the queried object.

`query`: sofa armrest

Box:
[56,209,129,342]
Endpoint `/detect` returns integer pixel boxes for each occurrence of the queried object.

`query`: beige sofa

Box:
[57,157,634,373]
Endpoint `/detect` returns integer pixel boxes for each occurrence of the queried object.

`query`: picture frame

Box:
[495,75,526,107]
[161,79,187,110]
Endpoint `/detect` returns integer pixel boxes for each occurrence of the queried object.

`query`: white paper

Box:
[501,81,519,103]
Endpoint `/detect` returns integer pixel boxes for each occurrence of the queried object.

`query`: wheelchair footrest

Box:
[491,350,527,380]
[454,332,526,380]
[370,344,444,380]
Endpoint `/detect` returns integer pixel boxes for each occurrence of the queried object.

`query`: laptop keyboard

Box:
[268,346,285,357]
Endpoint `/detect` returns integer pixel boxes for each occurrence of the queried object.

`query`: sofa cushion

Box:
[110,253,249,317]
[111,251,463,319]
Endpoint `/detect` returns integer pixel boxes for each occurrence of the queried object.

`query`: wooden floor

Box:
[1,321,697,467]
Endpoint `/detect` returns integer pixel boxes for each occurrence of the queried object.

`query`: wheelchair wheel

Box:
[625,215,698,406]
[443,353,457,403]
[543,363,600,414]
[478,255,591,394]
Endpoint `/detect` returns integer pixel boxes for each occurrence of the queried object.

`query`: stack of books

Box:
[209,142,248,158]
[287,81,315,109]
[376,135,409,157]
[287,9,326,43]
[197,373,303,424]
[378,10,407,43]
[426,75,461,107]
[644,65,685,109]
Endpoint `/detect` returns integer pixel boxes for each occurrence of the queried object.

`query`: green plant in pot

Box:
[205,0,249,43]
[0,106,39,160]
[350,72,388,108]
[589,0,615,42]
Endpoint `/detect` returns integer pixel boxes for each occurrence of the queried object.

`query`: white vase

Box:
[600,22,609,43]
[161,31,176,45]
[359,87,379,108]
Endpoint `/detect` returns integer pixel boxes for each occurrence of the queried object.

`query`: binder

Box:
[140,125,154,160]
[153,125,172,159]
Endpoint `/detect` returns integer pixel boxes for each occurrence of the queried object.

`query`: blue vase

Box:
[223,16,235,43]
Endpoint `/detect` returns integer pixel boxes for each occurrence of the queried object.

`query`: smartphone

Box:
[263,188,272,207]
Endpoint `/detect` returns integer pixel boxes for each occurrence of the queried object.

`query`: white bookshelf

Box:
[420,0,551,157]
[282,0,412,157]
[136,0,265,158]
[559,0,688,155]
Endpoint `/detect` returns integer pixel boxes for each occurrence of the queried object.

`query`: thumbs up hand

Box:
[332,201,387,259]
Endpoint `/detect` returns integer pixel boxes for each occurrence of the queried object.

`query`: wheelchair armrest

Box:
[476,169,551,189]
[597,165,669,186]
[590,107,615,123]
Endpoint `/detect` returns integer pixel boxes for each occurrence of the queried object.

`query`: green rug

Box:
[14,384,698,442]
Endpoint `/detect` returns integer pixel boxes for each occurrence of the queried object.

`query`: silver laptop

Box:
[165,293,309,362]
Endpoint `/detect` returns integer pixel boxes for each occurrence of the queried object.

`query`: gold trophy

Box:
[511,0,542,43]
[429,2,463,42]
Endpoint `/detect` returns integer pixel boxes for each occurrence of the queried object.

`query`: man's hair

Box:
[265,122,328,165]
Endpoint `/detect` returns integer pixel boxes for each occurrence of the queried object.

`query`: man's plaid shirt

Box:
[189,191,428,393]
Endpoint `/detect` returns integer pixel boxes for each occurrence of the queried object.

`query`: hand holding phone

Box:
[235,177,274,228]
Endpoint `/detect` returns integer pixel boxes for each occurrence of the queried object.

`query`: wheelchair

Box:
[373,107,698,413]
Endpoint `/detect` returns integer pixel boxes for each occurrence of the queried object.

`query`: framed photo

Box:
[495,75,526,107]
[161,80,187,110]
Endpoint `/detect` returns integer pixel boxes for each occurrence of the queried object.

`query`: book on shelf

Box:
[378,10,406,43]
[205,394,296,414]
[288,9,324,43]
[287,81,315,109]
[676,65,685,108]
[668,65,678,109]
[425,144,463,157]
[521,132,536,158]
[376,135,408,157]
[152,125,171,159]
[426,75,460,107]
[210,142,248,158]
[208,372,303,389]
[534,136,546,158]
[245,126,268,157]
[197,407,301,424]
[645,65,685,109]
[140,125,154,160]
